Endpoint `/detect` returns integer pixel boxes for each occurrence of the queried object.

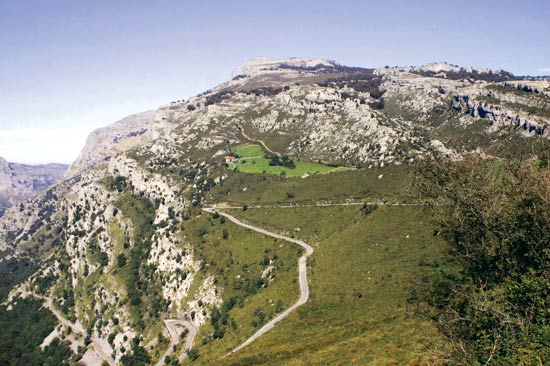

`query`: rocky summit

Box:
[64,58,550,178]
[1,58,549,366]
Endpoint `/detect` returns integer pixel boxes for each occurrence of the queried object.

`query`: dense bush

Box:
[120,337,151,366]
[204,90,234,106]
[413,68,517,82]
[104,175,128,193]
[115,192,157,319]
[416,151,550,365]
[360,203,377,216]
[267,155,296,168]
[244,86,286,97]
[318,70,385,98]
[0,299,72,365]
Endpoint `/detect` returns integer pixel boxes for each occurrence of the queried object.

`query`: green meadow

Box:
[228,143,351,177]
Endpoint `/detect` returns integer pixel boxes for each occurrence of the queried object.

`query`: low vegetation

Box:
[209,164,415,205]
[0,256,36,302]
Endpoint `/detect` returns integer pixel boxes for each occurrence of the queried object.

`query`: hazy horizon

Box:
[1,0,549,164]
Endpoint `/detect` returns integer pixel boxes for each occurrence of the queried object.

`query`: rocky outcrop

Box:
[66,110,156,177]
[450,94,547,136]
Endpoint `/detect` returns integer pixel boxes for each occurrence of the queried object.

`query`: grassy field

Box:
[228,143,351,177]
[188,205,449,366]
[209,164,417,205]
[230,159,349,177]
[231,143,265,158]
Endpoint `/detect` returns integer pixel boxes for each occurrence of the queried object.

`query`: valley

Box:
[0,58,549,366]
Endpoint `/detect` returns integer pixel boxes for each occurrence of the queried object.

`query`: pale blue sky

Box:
[1,0,549,163]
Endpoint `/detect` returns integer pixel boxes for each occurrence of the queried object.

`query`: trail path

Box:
[212,201,423,210]
[202,207,313,354]
[35,290,116,366]
[238,124,280,156]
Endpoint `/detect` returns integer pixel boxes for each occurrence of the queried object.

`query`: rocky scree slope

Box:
[0,58,549,365]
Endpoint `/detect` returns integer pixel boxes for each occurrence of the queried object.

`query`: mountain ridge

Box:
[67,57,549,179]
[1,57,549,366]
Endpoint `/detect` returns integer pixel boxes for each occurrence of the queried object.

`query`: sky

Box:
[0,0,549,164]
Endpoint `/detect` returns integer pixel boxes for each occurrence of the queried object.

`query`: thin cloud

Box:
[538,67,550,73]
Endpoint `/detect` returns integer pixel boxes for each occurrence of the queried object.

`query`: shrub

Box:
[187,347,200,361]
[117,253,127,268]
[360,204,377,216]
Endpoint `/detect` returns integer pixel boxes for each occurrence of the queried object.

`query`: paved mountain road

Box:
[202,207,314,354]
[156,319,197,366]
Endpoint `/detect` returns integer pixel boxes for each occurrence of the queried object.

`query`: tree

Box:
[99,252,109,267]
[120,339,151,366]
[268,155,281,166]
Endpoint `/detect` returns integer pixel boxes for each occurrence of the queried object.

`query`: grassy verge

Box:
[231,143,265,158]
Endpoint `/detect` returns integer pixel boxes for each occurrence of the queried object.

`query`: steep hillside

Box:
[0,58,549,366]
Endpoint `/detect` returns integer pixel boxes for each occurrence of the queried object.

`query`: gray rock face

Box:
[0,157,68,215]
[450,94,547,135]
[66,110,156,177]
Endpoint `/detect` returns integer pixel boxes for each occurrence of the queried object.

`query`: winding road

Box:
[35,290,116,366]
[202,206,314,354]
[156,318,197,366]
[41,202,379,363]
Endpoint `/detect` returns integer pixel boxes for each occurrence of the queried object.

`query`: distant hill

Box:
[0,157,68,216]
